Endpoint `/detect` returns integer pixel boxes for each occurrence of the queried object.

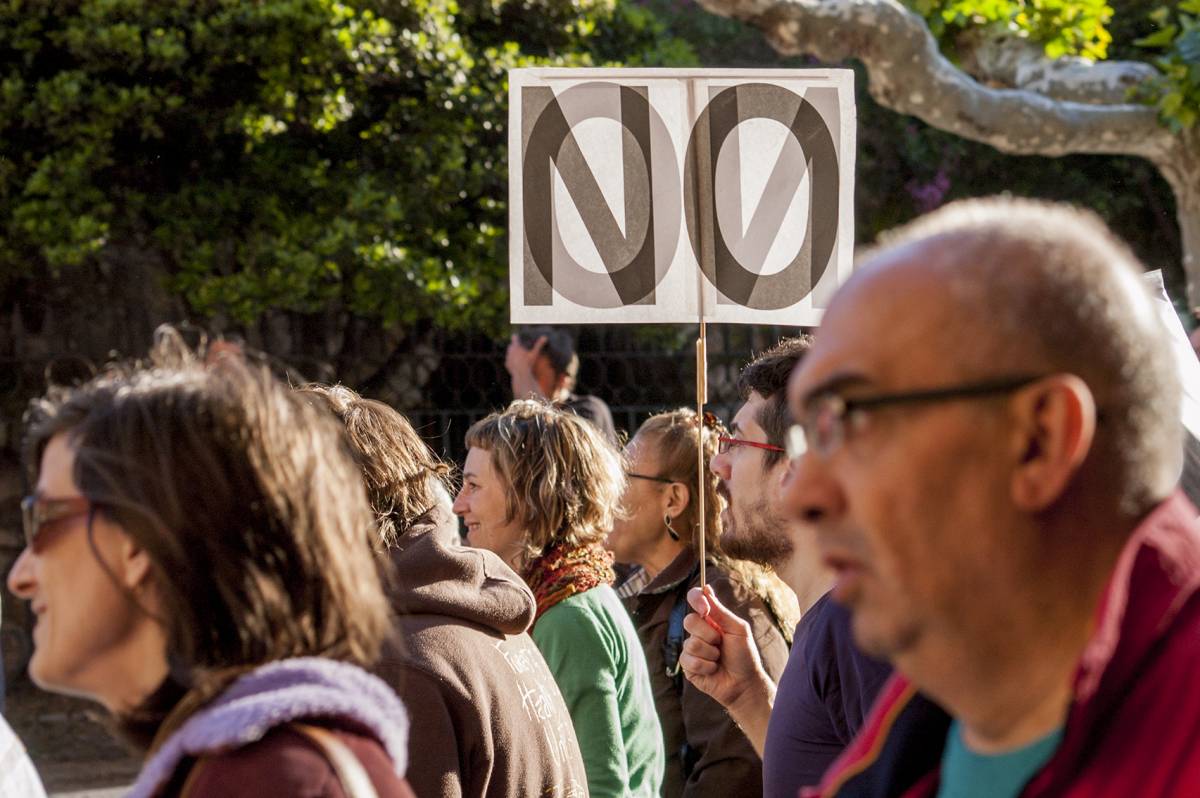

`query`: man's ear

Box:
[1009,374,1097,512]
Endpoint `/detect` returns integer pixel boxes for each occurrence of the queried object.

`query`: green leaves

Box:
[1135,3,1200,130]
[0,0,687,333]
[904,0,1115,61]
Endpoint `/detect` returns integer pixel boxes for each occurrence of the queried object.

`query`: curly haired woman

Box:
[454,400,664,797]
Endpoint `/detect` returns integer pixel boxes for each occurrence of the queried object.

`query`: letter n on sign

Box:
[509,68,856,325]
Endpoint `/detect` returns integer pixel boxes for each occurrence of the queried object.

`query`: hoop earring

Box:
[664,514,680,541]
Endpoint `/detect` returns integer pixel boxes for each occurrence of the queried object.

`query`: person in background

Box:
[455,400,664,797]
[788,198,1200,796]
[8,329,414,798]
[506,326,618,444]
[678,338,892,795]
[609,408,795,795]
[302,384,588,798]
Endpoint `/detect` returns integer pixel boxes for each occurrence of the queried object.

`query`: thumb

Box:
[531,335,548,356]
[687,585,744,632]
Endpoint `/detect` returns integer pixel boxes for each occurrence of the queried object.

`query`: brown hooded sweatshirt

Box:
[376,509,589,798]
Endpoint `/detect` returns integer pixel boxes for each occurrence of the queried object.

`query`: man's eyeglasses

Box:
[717,436,786,456]
[786,375,1046,461]
[626,471,676,484]
[20,495,96,553]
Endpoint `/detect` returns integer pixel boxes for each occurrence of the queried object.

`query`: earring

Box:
[664,514,680,541]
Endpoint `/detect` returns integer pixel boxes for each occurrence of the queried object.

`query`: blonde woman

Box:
[454,400,664,797]
[608,409,796,796]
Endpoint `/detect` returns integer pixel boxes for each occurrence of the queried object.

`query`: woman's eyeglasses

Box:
[626,471,676,484]
[20,495,95,553]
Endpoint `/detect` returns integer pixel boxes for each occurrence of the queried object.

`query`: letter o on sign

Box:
[684,83,840,310]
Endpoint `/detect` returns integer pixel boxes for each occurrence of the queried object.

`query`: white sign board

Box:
[509,68,856,325]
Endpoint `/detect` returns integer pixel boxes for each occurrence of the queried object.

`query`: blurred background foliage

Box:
[0,0,1188,341]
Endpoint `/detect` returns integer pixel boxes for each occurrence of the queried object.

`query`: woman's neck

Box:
[640,538,689,581]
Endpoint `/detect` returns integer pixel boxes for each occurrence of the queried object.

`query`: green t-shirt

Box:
[531,585,665,798]
[937,721,1063,798]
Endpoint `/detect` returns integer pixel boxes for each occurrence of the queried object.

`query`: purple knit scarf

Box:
[127,657,409,798]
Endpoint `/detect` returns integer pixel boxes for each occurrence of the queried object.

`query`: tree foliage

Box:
[906,0,1115,59]
[0,0,691,333]
[1134,0,1200,130]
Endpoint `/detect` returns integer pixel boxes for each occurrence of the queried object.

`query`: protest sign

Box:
[509,68,856,325]
[1145,270,1200,508]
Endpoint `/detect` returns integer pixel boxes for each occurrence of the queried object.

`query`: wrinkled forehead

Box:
[789,245,975,407]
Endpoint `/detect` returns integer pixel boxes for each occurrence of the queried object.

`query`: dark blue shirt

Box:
[762,592,893,797]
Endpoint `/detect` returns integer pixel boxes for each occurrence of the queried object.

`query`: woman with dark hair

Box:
[454,400,665,797]
[608,408,796,796]
[7,331,413,797]
[302,384,589,798]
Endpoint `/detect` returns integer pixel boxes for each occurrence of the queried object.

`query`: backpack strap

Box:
[661,562,703,780]
[291,723,380,798]
[664,591,690,679]
[662,561,701,682]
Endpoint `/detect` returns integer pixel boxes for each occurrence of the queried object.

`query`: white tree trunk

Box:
[695,0,1200,304]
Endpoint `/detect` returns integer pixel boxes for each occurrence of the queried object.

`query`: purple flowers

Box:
[906,168,951,212]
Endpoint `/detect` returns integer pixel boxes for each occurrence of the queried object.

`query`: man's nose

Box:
[710,449,731,479]
[779,451,845,524]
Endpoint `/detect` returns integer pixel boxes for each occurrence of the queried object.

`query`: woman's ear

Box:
[664,481,690,519]
[110,527,160,611]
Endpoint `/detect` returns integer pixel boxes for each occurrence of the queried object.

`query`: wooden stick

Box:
[696,323,708,588]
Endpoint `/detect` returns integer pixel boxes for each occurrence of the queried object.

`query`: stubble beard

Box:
[720,494,793,569]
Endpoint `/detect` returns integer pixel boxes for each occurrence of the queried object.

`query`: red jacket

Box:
[808,492,1200,798]
[165,723,415,798]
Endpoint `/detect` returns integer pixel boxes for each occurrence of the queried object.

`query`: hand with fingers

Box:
[506,334,548,400]
[680,585,777,755]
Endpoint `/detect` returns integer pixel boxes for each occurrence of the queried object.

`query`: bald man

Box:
[776,199,1200,797]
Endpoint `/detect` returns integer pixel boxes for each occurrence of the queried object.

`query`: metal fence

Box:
[404,323,804,464]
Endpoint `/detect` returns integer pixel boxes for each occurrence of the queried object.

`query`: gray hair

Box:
[869,197,1181,514]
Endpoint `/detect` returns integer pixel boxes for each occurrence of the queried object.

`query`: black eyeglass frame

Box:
[788,374,1048,460]
[626,471,677,485]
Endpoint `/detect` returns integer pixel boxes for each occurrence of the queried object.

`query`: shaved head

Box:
[854,198,1181,513]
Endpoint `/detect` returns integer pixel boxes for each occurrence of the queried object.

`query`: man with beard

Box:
[683,337,892,796]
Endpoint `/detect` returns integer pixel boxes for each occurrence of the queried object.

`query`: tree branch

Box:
[696,0,1173,161]
[956,32,1161,106]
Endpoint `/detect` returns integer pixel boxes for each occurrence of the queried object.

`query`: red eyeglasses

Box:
[716,436,786,455]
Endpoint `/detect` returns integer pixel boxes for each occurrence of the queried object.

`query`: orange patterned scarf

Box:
[524,540,615,622]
